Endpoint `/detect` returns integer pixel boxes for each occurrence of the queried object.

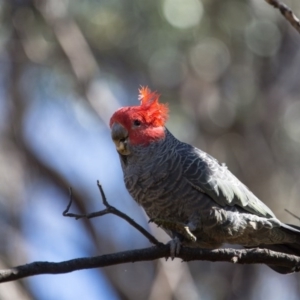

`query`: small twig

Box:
[63,181,163,246]
[285,209,300,221]
[265,0,300,34]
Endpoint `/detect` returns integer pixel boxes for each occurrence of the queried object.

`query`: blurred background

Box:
[1,0,300,299]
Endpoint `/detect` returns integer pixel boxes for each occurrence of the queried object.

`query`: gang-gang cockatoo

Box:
[109,87,300,274]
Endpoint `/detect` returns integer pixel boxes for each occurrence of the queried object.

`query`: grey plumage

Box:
[117,128,300,273]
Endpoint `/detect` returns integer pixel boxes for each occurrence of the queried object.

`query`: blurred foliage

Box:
[0,0,300,299]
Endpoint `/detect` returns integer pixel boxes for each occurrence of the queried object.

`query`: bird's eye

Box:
[133,120,141,126]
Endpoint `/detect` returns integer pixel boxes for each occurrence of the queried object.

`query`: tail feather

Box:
[280,223,300,234]
[257,243,300,274]
[256,223,300,274]
[244,223,300,274]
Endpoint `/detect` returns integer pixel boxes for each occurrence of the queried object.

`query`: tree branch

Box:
[0,245,299,283]
[265,0,300,34]
[9,181,290,284]
[285,209,300,221]
[63,181,163,246]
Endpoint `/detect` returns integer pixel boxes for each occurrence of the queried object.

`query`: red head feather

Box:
[110,87,169,128]
[137,86,169,126]
[110,87,168,145]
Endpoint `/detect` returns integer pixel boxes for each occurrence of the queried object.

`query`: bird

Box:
[109,86,300,274]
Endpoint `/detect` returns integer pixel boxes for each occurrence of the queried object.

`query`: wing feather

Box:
[179,144,275,218]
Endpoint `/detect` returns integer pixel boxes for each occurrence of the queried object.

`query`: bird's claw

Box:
[168,236,181,260]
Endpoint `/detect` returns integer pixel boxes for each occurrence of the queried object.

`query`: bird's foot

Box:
[149,217,197,242]
[168,236,181,259]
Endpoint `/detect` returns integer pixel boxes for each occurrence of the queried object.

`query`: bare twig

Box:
[285,209,300,221]
[0,246,299,283]
[63,181,163,246]
[265,0,300,34]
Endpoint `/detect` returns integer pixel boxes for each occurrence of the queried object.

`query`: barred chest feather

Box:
[119,132,192,220]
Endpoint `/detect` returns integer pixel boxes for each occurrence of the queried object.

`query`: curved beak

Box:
[111,123,130,155]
